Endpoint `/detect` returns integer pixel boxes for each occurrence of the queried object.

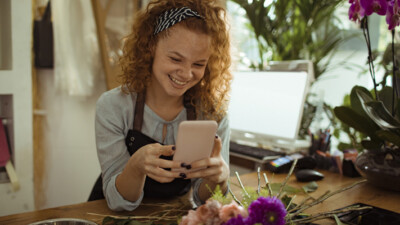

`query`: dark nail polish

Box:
[181,163,188,168]
[186,164,192,170]
[179,173,186,178]
[172,146,176,150]
[215,135,218,139]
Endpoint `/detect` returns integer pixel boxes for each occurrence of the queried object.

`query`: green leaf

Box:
[376,130,400,146]
[269,183,305,195]
[364,101,400,129]
[361,140,383,151]
[280,195,293,207]
[354,88,400,130]
[210,184,232,205]
[333,106,380,140]
[379,86,395,112]
[350,86,373,118]
[302,181,318,193]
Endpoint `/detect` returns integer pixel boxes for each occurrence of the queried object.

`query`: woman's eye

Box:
[170,57,181,62]
[194,63,205,67]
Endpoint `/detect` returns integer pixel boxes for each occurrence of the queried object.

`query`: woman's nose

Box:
[177,64,193,79]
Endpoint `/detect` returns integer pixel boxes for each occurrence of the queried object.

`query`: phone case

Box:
[172,120,218,172]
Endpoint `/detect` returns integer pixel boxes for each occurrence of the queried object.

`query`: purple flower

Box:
[224,214,246,225]
[245,196,287,225]
[360,0,389,16]
[386,0,400,30]
[349,0,365,22]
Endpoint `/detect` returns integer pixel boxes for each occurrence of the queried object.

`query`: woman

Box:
[95,0,232,211]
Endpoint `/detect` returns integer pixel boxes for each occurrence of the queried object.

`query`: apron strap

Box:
[133,92,145,131]
[184,94,196,121]
[131,91,197,131]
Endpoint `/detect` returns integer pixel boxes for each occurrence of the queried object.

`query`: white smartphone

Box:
[172,120,218,172]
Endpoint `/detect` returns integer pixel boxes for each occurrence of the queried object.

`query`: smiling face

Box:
[150,24,211,100]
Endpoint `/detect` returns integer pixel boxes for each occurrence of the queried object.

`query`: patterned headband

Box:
[154,7,203,35]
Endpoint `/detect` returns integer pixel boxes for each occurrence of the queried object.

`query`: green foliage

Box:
[222,181,314,210]
[229,0,346,80]
[269,183,305,195]
[209,184,233,205]
[229,0,353,139]
[302,181,318,193]
[334,85,400,151]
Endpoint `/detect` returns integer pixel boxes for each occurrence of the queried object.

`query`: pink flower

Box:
[196,199,222,225]
[180,210,201,225]
[386,0,400,30]
[360,0,389,16]
[219,201,248,223]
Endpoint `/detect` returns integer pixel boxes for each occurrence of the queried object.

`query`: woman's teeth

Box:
[169,75,187,85]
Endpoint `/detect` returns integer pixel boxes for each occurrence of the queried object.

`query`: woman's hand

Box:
[116,143,183,202]
[185,136,229,184]
[127,143,183,183]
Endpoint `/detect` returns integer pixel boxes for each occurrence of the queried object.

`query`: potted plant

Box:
[333,0,400,191]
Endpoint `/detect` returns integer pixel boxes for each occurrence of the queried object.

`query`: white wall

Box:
[37,69,106,209]
[311,50,371,108]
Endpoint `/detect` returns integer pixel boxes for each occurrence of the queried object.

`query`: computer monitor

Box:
[228,61,314,153]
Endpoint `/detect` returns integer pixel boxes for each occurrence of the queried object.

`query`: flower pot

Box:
[355,149,400,191]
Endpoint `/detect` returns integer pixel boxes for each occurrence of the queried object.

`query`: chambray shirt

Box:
[95,86,230,211]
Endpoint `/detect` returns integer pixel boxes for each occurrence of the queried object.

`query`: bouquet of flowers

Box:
[179,196,286,225]
[176,161,367,225]
[98,160,368,225]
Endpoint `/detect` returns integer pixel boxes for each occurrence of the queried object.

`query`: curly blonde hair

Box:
[119,0,232,122]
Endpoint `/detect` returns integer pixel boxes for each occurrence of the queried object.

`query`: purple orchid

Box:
[386,0,400,30]
[349,0,365,22]
[360,0,389,16]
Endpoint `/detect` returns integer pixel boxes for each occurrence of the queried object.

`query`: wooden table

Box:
[1,170,399,225]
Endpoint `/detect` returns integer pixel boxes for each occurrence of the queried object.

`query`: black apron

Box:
[88,92,196,201]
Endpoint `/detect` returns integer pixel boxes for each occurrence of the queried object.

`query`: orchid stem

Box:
[257,167,261,196]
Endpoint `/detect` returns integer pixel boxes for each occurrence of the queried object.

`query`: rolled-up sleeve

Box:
[95,88,142,211]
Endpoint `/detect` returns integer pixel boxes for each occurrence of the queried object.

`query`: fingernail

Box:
[186,164,192,170]
[215,135,218,139]
[179,173,186,178]
[172,146,176,150]
[181,163,188,168]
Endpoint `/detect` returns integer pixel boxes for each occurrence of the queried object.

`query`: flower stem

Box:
[235,171,250,198]
[229,188,243,207]
[392,28,398,116]
[290,179,366,217]
[362,17,379,100]
[277,159,298,199]
[257,167,261,196]
[263,173,273,197]
[288,205,372,224]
